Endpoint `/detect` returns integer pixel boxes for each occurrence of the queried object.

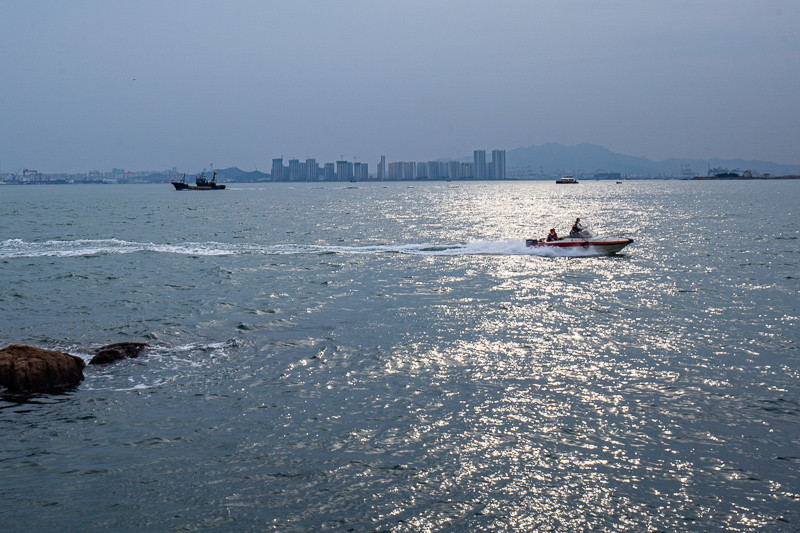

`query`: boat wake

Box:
[1,237,611,259]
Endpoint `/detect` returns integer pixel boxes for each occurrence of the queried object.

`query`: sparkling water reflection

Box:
[1,181,798,531]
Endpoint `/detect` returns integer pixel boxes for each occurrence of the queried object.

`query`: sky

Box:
[1,0,798,174]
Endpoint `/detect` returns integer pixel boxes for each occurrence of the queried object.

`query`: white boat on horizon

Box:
[555,175,578,184]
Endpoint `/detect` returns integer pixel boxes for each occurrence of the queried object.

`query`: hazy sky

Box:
[2,0,798,173]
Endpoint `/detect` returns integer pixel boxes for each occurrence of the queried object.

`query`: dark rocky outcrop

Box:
[89,342,149,365]
[0,344,86,393]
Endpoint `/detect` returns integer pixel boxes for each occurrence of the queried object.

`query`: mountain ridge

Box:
[504,143,800,177]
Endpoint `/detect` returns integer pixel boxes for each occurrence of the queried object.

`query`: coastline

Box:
[690,175,800,180]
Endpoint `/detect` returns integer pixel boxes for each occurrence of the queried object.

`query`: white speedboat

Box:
[526,230,633,254]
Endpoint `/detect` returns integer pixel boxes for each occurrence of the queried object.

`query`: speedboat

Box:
[525,229,633,254]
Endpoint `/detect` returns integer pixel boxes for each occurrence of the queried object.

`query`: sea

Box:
[1,180,798,532]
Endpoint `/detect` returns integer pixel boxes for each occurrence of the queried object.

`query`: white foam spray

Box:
[1,238,605,259]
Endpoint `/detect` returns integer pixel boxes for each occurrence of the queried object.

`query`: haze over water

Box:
[1,180,799,531]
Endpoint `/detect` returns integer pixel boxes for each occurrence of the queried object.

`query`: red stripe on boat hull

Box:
[525,238,633,254]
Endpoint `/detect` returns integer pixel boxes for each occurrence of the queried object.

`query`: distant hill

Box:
[505,143,800,177]
[213,167,271,182]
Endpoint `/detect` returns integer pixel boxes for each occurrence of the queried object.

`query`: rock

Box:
[89,342,149,365]
[0,344,86,393]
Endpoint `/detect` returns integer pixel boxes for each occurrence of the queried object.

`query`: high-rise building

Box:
[427,161,442,180]
[474,150,486,180]
[448,161,459,180]
[462,162,474,179]
[377,155,386,180]
[492,149,506,180]
[288,159,301,181]
[404,161,415,180]
[336,160,353,182]
[305,158,318,181]
[323,163,335,181]
[354,162,368,181]
[416,162,428,179]
[271,158,284,181]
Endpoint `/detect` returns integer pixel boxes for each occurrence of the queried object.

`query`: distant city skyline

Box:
[268,149,506,181]
[6,141,800,184]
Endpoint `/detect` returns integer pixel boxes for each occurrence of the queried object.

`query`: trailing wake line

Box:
[1,238,603,259]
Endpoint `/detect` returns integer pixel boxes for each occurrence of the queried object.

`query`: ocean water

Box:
[1,180,798,532]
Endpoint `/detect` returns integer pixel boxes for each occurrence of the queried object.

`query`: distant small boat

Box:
[172,172,226,191]
[556,176,578,184]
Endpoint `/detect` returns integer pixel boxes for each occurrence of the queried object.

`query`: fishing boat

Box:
[172,172,226,190]
[526,229,633,254]
[555,176,578,184]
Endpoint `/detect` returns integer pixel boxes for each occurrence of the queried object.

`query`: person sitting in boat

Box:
[546,228,559,241]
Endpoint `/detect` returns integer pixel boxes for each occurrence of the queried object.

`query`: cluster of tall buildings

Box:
[270,149,505,182]
[270,158,369,182]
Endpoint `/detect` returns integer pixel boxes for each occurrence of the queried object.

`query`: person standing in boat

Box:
[547,228,559,241]
[570,218,584,237]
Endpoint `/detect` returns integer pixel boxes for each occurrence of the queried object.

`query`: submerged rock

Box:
[0,344,86,393]
[89,342,149,365]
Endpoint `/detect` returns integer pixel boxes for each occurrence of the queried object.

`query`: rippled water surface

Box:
[1,181,798,531]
